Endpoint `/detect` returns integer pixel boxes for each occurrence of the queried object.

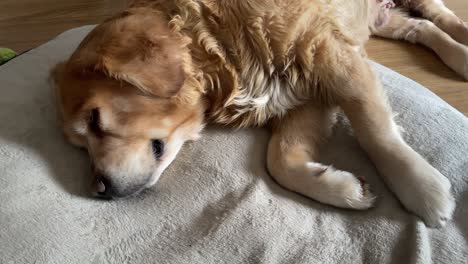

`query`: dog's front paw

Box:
[397,170,455,228]
[413,178,455,228]
[307,164,376,210]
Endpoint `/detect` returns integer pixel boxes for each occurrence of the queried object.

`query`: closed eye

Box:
[89,108,104,137]
[152,139,164,159]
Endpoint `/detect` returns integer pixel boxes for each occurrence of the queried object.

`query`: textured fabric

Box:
[0,26,467,264]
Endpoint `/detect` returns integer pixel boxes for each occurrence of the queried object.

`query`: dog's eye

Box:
[152,139,164,159]
[89,108,103,137]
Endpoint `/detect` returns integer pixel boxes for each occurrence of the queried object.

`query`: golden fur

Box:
[53,0,467,227]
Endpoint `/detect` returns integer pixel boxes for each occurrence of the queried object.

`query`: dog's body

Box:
[53,0,468,227]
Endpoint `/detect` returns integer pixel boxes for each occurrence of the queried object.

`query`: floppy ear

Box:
[71,9,186,98]
[101,32,186,98]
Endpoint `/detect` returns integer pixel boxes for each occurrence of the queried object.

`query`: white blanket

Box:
[1,26,467,264]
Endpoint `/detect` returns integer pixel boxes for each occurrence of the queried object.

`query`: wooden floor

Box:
[1,0,467,115]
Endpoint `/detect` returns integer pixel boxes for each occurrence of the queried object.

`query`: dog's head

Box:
[52,8,205,198]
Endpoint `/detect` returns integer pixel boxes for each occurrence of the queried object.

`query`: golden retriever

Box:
[52,0,467,227]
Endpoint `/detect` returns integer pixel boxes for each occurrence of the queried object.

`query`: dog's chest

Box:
[184,0,338,127]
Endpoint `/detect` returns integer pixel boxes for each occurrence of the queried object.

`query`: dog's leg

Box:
[372,9,468,80]
[267,105,376,210]
[315,41,455,227]
[400,0,468,46]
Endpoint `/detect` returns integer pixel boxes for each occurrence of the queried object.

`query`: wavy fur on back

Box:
[131,0,359,127]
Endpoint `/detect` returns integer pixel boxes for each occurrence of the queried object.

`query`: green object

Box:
[0,48,17,65]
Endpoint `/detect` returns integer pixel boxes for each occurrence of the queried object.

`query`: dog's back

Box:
[143,0,375,127]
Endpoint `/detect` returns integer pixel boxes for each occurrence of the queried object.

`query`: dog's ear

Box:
[71,10,186,98]
[100,31,186,98]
